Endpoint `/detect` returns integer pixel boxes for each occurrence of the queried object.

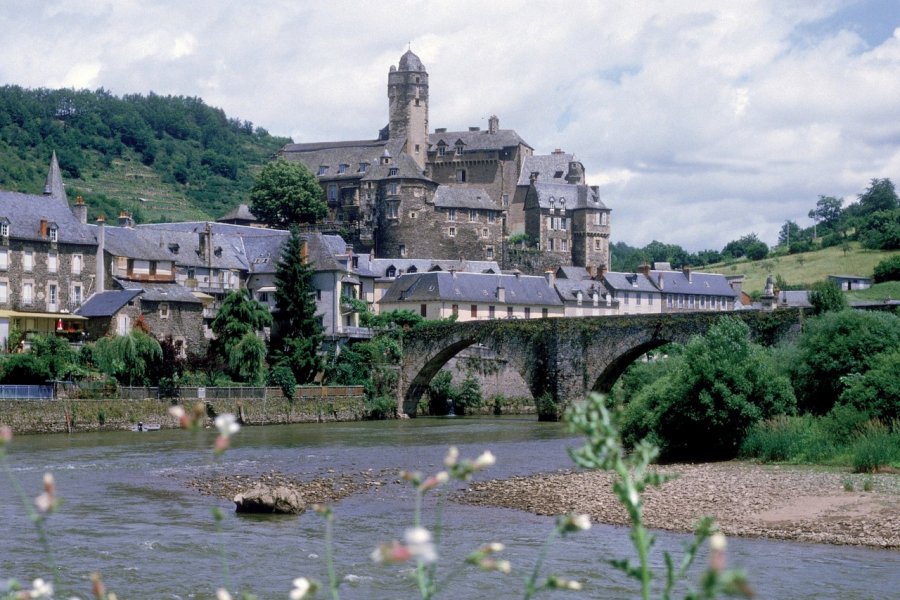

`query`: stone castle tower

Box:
[388,50,429,170]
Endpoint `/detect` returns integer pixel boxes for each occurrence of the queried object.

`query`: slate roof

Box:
[380,272,562,306]
[428,129,530,153]
[240,230,290,274]
[398,50,425,72]
[555,265,591,280]
[649,270,738,297]
[530,182,607,210]
[218,203,257,223]
[554,278,607,303]
[367,258,500,278]
[76,290,142,317]
[97,225,250,270]
[602,272,662,294]
[432,187,500,210]
[0,190,96,245]
[279,138,407,181]
[114,279,202,304]
[517,153,575,186]
[778,290,812,308]
[360,152,431,182]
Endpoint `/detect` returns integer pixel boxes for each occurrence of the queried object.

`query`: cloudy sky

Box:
[2,0,899,251]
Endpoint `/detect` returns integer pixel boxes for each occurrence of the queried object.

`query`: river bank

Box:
[187,460,900,549]
[459,462,900,549]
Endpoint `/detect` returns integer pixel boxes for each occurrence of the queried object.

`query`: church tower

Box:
[388,50,429,170]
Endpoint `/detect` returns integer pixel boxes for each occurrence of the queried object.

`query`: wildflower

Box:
[34,473,57,514]
[709,532,728,572]
[371,540,412,564]
[710,532,727,552]
[90,572,105,599]
[168,405,191,429]
[214,414,240,438]
[418,471,448,492]
[546,576,583,591]
[289,577,316,600]
[0,424,12,446]
[472,450,496,470]
[404,527,438,564]
[444,446,459,467]
[215,589,232,600]
[559,513,591,533]
[29,578,54,599]
[477,558,512,573]
[480,542,505,554]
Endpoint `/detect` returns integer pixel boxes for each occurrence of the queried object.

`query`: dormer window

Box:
[386,266,396,278]
[455,142,464,155]
[338,164,348,174]
[437,141,447,156]
[554,170,564,178]
[358,162,369,173]
[0,218,9,238]
[49,226,58,242]
[168,243,180,254]
[317,166,328,176]
[389,167,399,176]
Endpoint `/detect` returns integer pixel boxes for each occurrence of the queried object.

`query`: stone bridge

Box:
[398,309,803,419]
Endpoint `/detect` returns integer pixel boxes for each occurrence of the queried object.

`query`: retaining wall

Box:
[0,386,366,435]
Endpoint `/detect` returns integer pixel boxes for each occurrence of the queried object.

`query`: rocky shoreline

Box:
[458,462,900,549]
[186,461,900,549]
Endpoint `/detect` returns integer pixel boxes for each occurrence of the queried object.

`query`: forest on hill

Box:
[0,85,291,222]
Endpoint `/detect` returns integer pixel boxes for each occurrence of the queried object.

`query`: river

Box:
[1,417,898,599]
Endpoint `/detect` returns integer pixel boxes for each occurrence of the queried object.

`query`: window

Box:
[48,284,57,307]
[387,183,398,195]
[389,167,399,176]
[420,304,427,317]
[542,308,549,318]
[0,282,7,303]
[636,293,642,305]
[488,212,496,224]
[507,306,513,318]
[318,166,328,176]
[438,145,446,157]
[327,184,338,202]
[560,239,568,252]
[414,144,420,153]
[471,304,478,318]
[469,210,477,222]
[489,305,495,319]
[0,221,8,237]
[338,164,348,174]
[594,238,602,250]
[258,292,269,303]
[667,294,673,308]
[524,307,531,319]
[71,254,82,275]
[623,292,629,305]
[455,143,464,155]
[601,212,609,226]
[560,217,568,230]
[358,162,369,173]
[0,249,7,270]
[387,202,399,219]
[72,283,82,306]
[23,251,33,272]
[594,212,601,226]
[448,208,456,222]
[485,246,494,259]
[547,239,554,251]
[22,282,33,305]
[448,226,456,237]
[455,169,466,183]
[158,302,169,319]
[502,194,509,207]
[386,266,396,277]
[452,304,459,317]
[409,211,418,219]
[689,295,695,308]
[399,244,407,257]
[316,288,323,300]
[49,227,58,242]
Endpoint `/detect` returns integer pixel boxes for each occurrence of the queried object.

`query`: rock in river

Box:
[233,484,305,515]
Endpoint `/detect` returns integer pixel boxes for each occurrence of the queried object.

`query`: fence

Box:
[0,385,54,399]
[66,384,365,401]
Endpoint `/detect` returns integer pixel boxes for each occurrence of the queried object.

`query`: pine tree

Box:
[269,228,323,383]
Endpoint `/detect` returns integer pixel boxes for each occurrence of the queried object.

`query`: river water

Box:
[1,417,898,599]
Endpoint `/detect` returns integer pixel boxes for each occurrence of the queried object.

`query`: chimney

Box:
[118,211,134,228]
[72,196,87,224]
[497,285,505,303]
[96,215,106,292]
[657,273,664,290]
[566,161,583,184]
[529,171,539,184]
[637,263,650,277]
[682,266,692,283]
[468,126,480,132]
[40,219,48,237]
[488,115,499,134]
[435,128,447,133]
[544,269,555,287]
[552,148,564,154]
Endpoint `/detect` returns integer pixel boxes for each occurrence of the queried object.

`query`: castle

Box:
[278,50,611,272]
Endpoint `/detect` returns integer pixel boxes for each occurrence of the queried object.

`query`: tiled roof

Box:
[530,182,607,210]
[114,279,202,304]
[77,290,142,317]
[649,270,737,297]
[602,272,662,294]
[432,187,500,210]
[428,129,530,153]
[380,271,562,306]
[517,153,575,186]
[0,190,96,245]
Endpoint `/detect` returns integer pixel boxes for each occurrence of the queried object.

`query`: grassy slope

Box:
[704,243,900,293]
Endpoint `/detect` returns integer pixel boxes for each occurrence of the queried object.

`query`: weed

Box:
[843,479,854,492]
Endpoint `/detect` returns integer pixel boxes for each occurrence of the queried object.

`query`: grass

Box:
[705,243,900,294]
[845,280,900,303]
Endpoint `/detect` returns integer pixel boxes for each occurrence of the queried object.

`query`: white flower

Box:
[168,405,185,419]
[444,446,459,467]
[215,588,232,600]
[31,578,54,599]
[289,577,311,600]
[472,450,496,469]
[485,542,505,553]
[404,527,438,564]
[35,492,53,513]
[214,413,240,438]
[710,532,727,552]
[571,514,591,531]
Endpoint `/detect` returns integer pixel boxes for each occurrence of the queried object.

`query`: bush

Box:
[808,280,847,315]
[873,255,900,283]
[427,370,455,415]
[365,395,396,420]
[268,365,297,400]
[851,422,900,473]
[455,374,483,415]
[838,350,900,421]
[740,415,815,462]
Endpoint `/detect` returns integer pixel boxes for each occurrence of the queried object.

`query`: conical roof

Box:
[43,151,68,202]
[398,50,425,72]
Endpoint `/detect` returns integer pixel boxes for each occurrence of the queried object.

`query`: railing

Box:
[0,385,54,399]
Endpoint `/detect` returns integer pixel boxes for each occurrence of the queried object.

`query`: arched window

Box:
[386,266,396,278]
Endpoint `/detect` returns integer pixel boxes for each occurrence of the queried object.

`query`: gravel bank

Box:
[458,462,900,548]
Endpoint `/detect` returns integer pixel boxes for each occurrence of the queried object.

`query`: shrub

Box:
[740,415,812,462]
[873,255,900,283]
[808,280,847,315]
[850,422,899,473]
[268,365,297,400]
[365,395,396,420]
[838,350,900,421]
[454,374,483,415]
[427,370,455,415]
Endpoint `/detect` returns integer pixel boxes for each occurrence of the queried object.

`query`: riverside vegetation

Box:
[0,393,752,600]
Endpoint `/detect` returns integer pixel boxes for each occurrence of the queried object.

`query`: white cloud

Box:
[0,0,897,251]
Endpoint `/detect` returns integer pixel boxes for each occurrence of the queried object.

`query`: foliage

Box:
[809,195,844,231]
[211,289,272,382]
[722,233,768,261]
[270,229,323,384]
[363,308,424,330]
[856,209,900,250]
[91,331,163,386]
[856,178,898,216]
[28,335,84,380]
[507,232,534,247]
[249,159,326,227]
[850,421,899,473]
[789,309,900,414]
[620,317,796,460]
[839,349,900,421]
[873,255,900,283]
[267,365,296,400]
[0,85,290,220]
[569,394,750,600]
[808,280,848,314]
[0,353,51,384]
[426,370,455,415]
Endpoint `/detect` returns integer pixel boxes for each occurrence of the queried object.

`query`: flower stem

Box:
[324,514,340,600]
[523,526,560,600]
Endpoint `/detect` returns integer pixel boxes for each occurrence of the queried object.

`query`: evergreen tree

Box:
[211,289,272,382]
[269,228,323,383]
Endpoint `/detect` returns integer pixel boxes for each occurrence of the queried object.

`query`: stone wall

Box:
[1,386,366,435]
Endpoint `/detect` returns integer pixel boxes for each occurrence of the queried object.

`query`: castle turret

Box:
[388,50,429,170]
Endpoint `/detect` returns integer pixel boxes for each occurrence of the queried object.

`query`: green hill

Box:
[706,243,900,293]
[0,86,291,223]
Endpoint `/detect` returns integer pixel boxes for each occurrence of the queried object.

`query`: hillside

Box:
[705,243,900,293]
[0,86,291,222]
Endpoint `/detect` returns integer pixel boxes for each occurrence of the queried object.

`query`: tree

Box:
[722,233,768,261]
[789,310,900,414]
[856,209,900,250]
[808,280,847,315]
[809,195,843,232]
[777,221,802,248]
[619,317,796,460]
[92,331,163,386]
[249,159,327,227]
[269,228,323,383]
[873,255,900,283]
[857,178,898,216]
[211,289,272,382]
[840,349,900,421]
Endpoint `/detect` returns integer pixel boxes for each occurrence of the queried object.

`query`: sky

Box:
[2,0,899,251]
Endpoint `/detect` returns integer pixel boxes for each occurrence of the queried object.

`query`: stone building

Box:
[277,50,611,273]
